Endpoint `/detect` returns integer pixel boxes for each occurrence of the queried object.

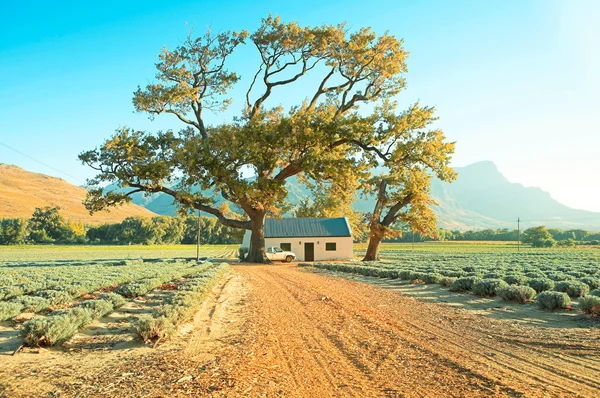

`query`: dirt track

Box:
[2,264,600,397]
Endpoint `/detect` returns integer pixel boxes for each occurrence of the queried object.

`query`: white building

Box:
[242,217,354,261]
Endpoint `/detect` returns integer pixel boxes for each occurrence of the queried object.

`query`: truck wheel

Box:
[285,256,294,263]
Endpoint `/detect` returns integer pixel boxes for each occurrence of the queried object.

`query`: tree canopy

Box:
[80,15,454,262]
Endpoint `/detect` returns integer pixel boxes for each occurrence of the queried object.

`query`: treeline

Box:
[0,206,244,245]
[386,227,600,247]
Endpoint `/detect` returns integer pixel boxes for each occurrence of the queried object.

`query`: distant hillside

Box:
[117,161,600,231]
[0,164,157,224]
[429,161,600,230]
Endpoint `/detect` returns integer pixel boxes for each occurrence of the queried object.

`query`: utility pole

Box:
[517,217,520,252]
[196,210,201,262]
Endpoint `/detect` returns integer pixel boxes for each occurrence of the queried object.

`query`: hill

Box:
[117,161,600,231]
[0,164,157,224]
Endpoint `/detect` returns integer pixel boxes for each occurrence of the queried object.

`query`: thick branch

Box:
[126,183,250,230]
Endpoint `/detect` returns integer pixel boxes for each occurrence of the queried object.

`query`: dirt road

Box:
[3,264,600,397]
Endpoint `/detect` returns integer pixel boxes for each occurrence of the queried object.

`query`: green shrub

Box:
[99,293,126,309]
[526,278,555,293]
[580,277,600,290]
[422,273,442,284]
[398,270,413,280]
[554,281,589,298]
[472,279,508,296]
[80,300,114,318]
[579,296,600,315]
[440,269,464,278]
[35,290,72,306]
[20,294,123,347]
[17,296,51,312]
[590,289,600,297]
[449,276,480,292]
[497,285,536,304]
[0,286,24,301]
[536,291,571,310]
[546,271,569,282]
[22,313,82,346]
[439,277,457,287]
[134,315,175,342]
[0,301,24,321]
[503,274,527,285]
[483,271,505,279]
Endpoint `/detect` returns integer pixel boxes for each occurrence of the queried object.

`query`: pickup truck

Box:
[266,246,296,262]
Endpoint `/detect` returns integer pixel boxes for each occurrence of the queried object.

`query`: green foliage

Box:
[34,290,72,306]
[472,279,508,296]
[16,295,51,313]
[536,291,571,310]
[421,273,443,284]
[497,285,536,304]
[134,315,175,342]
[21,295,124,346]
[580,277,600,290]
[438,277,457,287]
[28,206,85,244]
[0,301,24,321]
[522,226,556,248]
[449,276,481,292]
[21,312,82,346]
[503,274,528,285]
[526,278,555,293]
[579,296,600,315]
[0,218,29,244]
[554,281,589,298]
[590,289,600,297]
[133,263,228,343]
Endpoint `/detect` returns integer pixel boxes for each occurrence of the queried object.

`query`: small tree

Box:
[359,105,456,261]
[0,218,29,245]
[523,226,556,248]
[28,206,81,243]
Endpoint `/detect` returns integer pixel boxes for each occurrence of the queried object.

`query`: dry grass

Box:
[0,164,155,224]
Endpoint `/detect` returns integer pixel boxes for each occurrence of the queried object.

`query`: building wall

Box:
[267,237,353,261]
[242,230,353,261]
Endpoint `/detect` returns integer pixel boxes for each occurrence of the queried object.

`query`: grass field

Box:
[0,244,239,261]
[355,241,599,254]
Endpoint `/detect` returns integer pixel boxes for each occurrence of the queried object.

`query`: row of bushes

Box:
[302,262,600,313]
[18,262,227,347]
[0,260,201,321]
[21,293,126,346]
[134,263,229,343]
[0,289,73,321]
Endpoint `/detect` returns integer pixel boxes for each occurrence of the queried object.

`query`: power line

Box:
[0,141,85,184]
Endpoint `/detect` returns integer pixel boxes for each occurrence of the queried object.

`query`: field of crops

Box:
[304,248,600,315]
[0,245,234,349]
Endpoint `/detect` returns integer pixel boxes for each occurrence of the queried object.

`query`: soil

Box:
[2,264,600,397]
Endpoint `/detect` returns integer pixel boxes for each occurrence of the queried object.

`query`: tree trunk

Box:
[242,211,271,263]
[363,222,385,261]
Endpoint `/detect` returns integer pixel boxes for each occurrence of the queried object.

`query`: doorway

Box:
[304,242,315,261]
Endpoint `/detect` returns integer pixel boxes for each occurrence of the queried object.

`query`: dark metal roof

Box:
[264,217,352,238]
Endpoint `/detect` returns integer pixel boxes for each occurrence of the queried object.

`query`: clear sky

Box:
[1,0,599,211]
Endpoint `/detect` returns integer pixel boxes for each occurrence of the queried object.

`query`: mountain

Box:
[106,161,600,231]
[429,161,600,230]
[0,164,157,224]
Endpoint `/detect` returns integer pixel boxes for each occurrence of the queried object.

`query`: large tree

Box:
[80,15,409,262]
[358,104,456,261]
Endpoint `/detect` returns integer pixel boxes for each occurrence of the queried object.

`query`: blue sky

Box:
[1,0,599,211]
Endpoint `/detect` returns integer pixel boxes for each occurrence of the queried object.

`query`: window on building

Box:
[280,243,292,251]
[325,242,337,251]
